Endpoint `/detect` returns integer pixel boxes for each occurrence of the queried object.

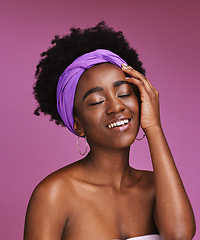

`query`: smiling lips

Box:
[107,119,131,129]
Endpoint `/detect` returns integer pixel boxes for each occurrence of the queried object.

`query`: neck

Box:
[83,146,131,189]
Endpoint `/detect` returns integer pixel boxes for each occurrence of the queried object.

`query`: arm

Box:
[147,126,195,240]
[122,64,196,240]
[24,176,69,240]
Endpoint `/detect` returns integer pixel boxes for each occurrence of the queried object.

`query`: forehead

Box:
[76,63,126,91]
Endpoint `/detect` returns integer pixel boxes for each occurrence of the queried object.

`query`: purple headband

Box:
[56,49,128,135]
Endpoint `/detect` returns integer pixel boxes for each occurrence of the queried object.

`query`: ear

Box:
[74,117,85,137]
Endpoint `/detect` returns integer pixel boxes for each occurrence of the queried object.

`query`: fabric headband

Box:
[56,49,128,135]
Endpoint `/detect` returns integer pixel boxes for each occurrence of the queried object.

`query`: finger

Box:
[122,64,157,94]
[122,64,151,90]
[124,77,149,99]
[122,63,146,80]
[144,78,158,93]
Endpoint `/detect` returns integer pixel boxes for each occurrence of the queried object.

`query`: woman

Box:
[24,22,196,240]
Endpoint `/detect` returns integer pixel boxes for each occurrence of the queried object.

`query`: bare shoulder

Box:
[24,161,83,239]
[27,161,83,218]
[31,160,82,206]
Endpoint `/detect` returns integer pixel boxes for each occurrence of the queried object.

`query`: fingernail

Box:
[122,63,132,70]
[125,77,129,79]
[122,63,128,69]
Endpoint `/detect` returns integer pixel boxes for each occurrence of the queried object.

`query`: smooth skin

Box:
[24,63,196,240]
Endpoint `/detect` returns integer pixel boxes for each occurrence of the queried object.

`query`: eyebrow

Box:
[113,80,129,88]
[83,87,103,101]
[83,80,129,101]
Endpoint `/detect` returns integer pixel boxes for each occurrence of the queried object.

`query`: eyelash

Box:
[118,93,131,98]
[90,100,104,106]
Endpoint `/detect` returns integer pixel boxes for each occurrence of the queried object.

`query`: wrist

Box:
[143,125,163,137]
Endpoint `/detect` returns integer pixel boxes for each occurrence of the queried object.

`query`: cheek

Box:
[77,107,103,134]
[127,97,140,114]
[85,110,102,126]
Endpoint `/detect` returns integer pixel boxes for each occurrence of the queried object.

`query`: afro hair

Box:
[33,21,145,127]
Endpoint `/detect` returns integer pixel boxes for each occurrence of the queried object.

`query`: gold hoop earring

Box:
[136,134,145,141]
[77,136,88,156]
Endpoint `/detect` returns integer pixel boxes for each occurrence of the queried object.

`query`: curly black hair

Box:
[33,21,145,126]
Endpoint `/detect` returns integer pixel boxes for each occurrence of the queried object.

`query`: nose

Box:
[106,96,125,115]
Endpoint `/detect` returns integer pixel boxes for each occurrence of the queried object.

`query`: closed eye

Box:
[118,93,131,98]
[90,100,104,106]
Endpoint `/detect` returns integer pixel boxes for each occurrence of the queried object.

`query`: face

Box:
[74,63,140,150]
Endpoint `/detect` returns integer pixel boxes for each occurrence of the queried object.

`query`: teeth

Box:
[108,119,130,129]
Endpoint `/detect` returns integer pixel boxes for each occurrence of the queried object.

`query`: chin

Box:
[108,135,135,149]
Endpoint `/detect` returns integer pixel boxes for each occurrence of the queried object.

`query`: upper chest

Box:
[63,182,156,240]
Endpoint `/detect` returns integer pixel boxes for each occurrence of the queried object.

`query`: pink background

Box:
[1,0,199,239]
